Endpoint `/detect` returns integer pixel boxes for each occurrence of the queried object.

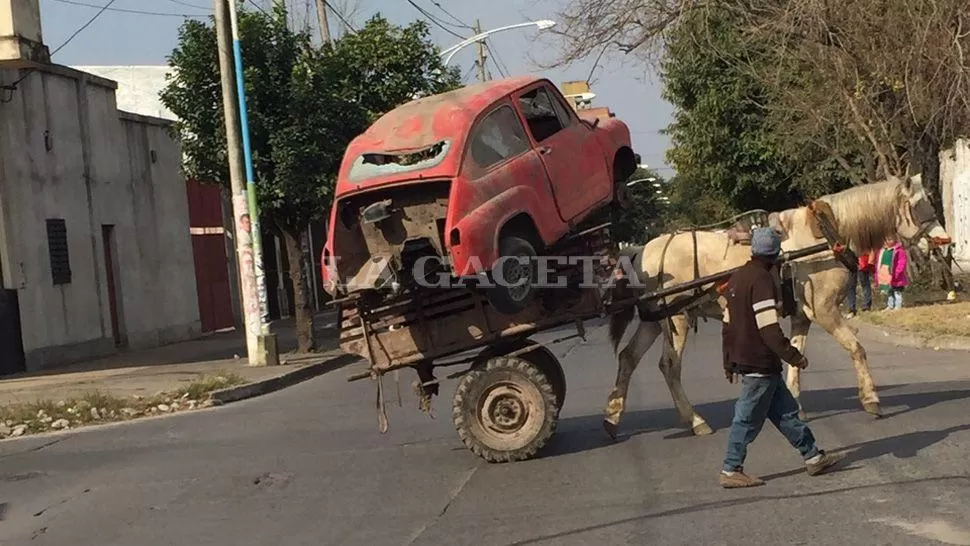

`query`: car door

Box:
[512,83,611,222]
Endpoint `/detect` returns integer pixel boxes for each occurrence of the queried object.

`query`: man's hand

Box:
[791,356,809,370]
[725,369,738,383]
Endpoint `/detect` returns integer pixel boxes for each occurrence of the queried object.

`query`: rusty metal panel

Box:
[332,181,451,294]
[339,225,617,372]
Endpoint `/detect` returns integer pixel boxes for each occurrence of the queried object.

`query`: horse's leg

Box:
[785,308,813,421]
[811,306,881,417]
[659,313,713,436]
[604,319,662,440]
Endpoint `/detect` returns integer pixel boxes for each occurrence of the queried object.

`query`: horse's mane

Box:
[817,179,904,254]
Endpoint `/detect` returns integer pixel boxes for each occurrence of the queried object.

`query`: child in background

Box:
[845,250,877,318]
[877,236,908,310]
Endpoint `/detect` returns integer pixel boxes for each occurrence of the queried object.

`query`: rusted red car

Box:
[321,76,637,313]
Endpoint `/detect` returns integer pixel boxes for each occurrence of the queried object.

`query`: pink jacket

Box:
[877,243,908,288]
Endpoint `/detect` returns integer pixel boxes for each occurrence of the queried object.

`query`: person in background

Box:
[719,227,845,488]
[877,236,909,310]
[845,250,877,318]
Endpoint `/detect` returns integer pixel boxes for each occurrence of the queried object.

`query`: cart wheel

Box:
[519,342,566,410]
[452,355,558,463]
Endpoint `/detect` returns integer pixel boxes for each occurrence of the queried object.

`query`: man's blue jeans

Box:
[846,269,872,312]
[723,373,820,472]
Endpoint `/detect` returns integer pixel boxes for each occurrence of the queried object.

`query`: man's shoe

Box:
[719,469,765,488]
[805,450,846,476]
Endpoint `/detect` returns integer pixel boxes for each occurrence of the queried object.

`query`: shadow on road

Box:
[542,382,970,459]
[506,474,970,545]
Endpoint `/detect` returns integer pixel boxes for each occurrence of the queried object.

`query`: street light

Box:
[626,177,657,187]
[440,20,557,65]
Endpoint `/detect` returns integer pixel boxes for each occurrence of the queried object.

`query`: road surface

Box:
[3,319,970,545]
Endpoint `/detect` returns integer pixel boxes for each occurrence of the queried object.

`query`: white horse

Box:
[603,175,952,438]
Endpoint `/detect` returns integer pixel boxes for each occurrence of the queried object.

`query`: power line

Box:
[244,0,270,16]
[487,56,506,79]
[165,0,211,10]
[49,0,206,18]
[405,0,466,40]
[321,0,357,34]
[484,40,510,78]
[461,62,477,82]
[428,0,472,29]
[4,0,201,103]
[50,0,118,56]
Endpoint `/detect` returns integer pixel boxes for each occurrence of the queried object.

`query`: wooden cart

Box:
[335,222,839,463]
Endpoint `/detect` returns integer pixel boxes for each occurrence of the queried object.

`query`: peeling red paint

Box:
[322,77,636,297]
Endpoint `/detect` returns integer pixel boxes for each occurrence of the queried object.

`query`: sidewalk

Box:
[0,312,358,408]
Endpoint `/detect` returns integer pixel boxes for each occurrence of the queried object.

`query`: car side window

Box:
[549,91,576,128]
[517,86,571,142]
[465,104,530,175]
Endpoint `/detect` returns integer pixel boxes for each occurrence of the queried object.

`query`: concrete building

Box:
[74,65,329,323]
[0,1,201,373]
[75,65,244,333]
[72,65,176,120]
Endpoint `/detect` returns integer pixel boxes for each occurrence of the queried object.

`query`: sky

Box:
[36,0,675,175]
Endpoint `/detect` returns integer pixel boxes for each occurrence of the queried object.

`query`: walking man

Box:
[719,227,845,488]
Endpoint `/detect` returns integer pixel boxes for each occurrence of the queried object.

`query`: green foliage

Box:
[610,167,665,243]
[660,174,738,231]
[660,6,856,225]
[160,7,461,232]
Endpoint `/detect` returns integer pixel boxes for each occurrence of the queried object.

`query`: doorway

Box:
[0,199,26,375]
[102,225,126,347]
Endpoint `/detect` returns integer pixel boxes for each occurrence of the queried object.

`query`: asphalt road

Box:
[3,319,970,546]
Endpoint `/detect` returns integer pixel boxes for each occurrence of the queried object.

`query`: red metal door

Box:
[512,83,611,221]
[186,179,234,332]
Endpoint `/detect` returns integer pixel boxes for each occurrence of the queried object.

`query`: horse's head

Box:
[767,210,793,240]
[895,174,951,246]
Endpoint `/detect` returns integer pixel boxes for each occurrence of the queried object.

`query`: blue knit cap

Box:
[751,227,781,258]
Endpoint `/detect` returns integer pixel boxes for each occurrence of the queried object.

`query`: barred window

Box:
[46,219,71,285]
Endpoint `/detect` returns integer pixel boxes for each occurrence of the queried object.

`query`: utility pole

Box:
[314,0,331,43]
[475,19,487,82]
[214,0,263,364]
[226,0,279,365]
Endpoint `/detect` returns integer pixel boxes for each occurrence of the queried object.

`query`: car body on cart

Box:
[320,76,638,314]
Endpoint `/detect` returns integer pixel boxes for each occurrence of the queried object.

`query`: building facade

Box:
[0,2,201,373]
[74,65,329,321]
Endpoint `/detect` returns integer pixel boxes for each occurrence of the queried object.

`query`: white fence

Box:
[941,139,970,265]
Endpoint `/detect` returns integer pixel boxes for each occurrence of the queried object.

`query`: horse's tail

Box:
[609,303,636,353]
[605,244,645,352]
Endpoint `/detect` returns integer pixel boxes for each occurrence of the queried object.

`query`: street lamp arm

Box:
[440,20,556,65]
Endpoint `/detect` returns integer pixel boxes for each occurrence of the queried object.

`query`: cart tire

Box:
[486,236,538,315]
[475,339,566,410]
[452,355,558,463]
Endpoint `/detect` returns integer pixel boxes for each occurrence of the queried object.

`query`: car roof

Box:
[346,75,543,154]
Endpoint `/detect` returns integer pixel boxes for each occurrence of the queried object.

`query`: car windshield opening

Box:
[348,140,451,182]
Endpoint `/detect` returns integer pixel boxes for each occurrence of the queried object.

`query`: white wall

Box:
[940,139,970,265]
[72,65,176,121]
[0,64,200,370]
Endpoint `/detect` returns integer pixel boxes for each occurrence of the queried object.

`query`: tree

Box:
[660,5,857,216]
[161,6,460,352]
[546,0,970,222]
[610,167,666,243]
[748,0,970,220]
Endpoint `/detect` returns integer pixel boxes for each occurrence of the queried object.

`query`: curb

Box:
[209,352,360,405]
[851,319,970,351]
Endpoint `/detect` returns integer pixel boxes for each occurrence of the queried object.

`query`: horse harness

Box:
[651,210,772,334]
